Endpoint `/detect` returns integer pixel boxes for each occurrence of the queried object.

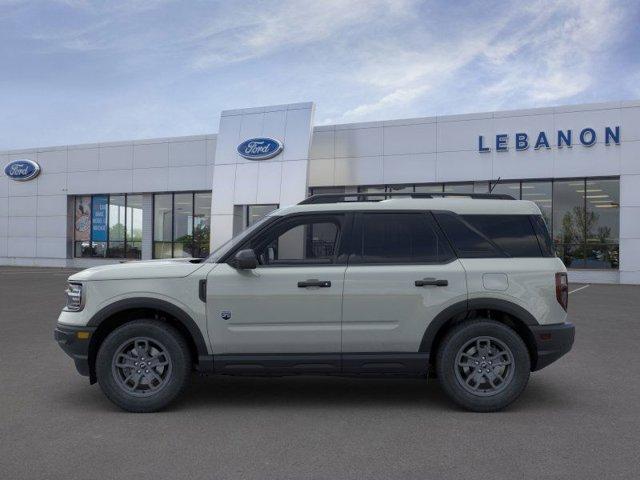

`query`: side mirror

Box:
[233,249,258,270]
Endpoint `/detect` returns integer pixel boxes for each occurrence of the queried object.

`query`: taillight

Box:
[555,272,568,311]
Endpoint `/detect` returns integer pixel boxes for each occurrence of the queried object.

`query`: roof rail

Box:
[298,192,515,205]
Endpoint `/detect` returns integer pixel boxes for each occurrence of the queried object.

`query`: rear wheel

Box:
[96,320,191,412]
[436,320,530,412]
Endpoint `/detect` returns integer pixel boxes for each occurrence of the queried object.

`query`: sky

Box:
[1,0,639,150]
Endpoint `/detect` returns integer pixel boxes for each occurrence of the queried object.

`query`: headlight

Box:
[64,282,84,311]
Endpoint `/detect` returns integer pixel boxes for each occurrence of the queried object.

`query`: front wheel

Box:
[96,320,192,412]
[436,320,530,412]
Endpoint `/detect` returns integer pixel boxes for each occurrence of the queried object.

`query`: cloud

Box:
[190,0,415,70]
[334,0,627,122]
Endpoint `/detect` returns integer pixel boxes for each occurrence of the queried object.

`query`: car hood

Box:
[68,258,205,281]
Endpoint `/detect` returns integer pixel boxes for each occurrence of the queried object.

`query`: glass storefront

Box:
[152,191,211,259]
[74,194,143,259]
[311,177,620,270]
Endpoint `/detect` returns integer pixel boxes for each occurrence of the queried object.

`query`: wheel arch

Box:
[86,298,209,383]
[421,298,539,370]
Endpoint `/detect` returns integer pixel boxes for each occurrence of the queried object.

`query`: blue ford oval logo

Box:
[237,137,283,160]
[4,159,41,182]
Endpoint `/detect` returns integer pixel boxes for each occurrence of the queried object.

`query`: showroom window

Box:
[246,204,278,227]
[153,192,212,259]
[74,194,143,259]
[308,177,619,269]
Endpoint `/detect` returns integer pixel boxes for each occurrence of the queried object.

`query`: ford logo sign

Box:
[4,159,41,182]
[237,137,283,160]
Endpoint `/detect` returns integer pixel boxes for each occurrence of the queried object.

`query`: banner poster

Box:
[74,196,91,242]
[91,195,108,242]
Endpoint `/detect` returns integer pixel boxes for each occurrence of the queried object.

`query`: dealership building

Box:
[1,100,640,284]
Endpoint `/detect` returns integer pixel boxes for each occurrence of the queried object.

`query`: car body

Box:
[55,194,575,412]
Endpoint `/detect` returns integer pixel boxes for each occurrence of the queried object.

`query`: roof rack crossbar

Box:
[299,192,515,205]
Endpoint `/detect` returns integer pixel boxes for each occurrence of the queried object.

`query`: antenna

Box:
[489,177,501,193]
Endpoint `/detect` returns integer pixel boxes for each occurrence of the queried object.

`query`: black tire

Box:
[436,319,530,412]
[96,320,192,413]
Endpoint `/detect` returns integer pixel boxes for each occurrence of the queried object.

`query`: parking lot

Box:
[1,267,639,479]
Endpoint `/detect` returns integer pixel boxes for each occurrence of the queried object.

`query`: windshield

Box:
[205,214,275,263]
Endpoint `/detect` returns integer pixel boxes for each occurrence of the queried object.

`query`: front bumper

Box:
[54,324,96,377]
[530,322,575,371]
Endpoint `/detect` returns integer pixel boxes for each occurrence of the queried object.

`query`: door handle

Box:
[297,279,332,288]
[415,278,448,287]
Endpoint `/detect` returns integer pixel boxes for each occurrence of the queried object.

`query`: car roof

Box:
[273,197,542,216]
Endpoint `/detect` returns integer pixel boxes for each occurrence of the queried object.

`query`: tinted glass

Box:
[154,194,172,242]
[521,181,552,229]
[444,183,473,194]
[489,181,520,199]
[531,215,554,257]
[251,218,340,265]
[173,193,193,257]
[194,193,212,257]
[473,182,489,193]
[462,215,543,257]
[107,195,125,258]
[415,184,443,193]
[357,213,453,263]
[247,204,278,227]
[434,213,502,258]
[585,178,619,243]
[126,194,143,259]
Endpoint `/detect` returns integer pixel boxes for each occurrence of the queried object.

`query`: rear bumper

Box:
[531,322,575,371]
[54,324,96,377]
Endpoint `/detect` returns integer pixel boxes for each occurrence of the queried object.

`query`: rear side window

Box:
[353,213,454,264]
[434,212,503,258]
[461,215,544,257]
[530,215,554,257]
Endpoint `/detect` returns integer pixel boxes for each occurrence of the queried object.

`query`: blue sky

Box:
[1,0,639,150]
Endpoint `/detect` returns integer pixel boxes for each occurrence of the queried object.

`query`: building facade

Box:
[2,100,639,284]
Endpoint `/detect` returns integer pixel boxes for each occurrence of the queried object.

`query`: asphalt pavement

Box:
[1,267,639,479]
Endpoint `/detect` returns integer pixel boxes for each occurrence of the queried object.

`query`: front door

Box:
[341,212,468,360]
[206,213,348,357]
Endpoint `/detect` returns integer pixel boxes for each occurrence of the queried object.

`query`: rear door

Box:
[341,212,467,356]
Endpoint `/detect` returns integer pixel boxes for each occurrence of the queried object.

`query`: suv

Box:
[55,193,575,413]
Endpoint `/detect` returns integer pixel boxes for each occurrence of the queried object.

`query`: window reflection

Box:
[307,177,621,270]
[152,192,212,259]
[489,181,520,199]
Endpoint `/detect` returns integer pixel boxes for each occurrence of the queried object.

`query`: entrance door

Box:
[341,212,467,370]
[206,213,348,358]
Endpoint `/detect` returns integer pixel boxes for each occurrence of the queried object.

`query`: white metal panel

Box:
[36,195,67,216]
[8,195,37,216]
[335,126,382,158]
[383,153,437,185]
[168,139,206,167]
[36,216,67,237]
[7,237,36,257]
[36,173,67,196]
[133,142,169,169]
[383,123,437,155]
[334,155,383,185]
[36,149,68,173]
[99,144,133,170]
[68,147,99,171]
[8,216,36,237]
[36,237,67,258]
[309,130,334,160]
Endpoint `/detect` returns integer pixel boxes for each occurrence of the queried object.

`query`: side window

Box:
[247,216,341,265]
[462,215,543,257]
[354,213,454,264]
[434,212,503,258]
[530,215,554,257]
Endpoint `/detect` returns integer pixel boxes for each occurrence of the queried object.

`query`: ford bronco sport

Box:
[55,192,575,412]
